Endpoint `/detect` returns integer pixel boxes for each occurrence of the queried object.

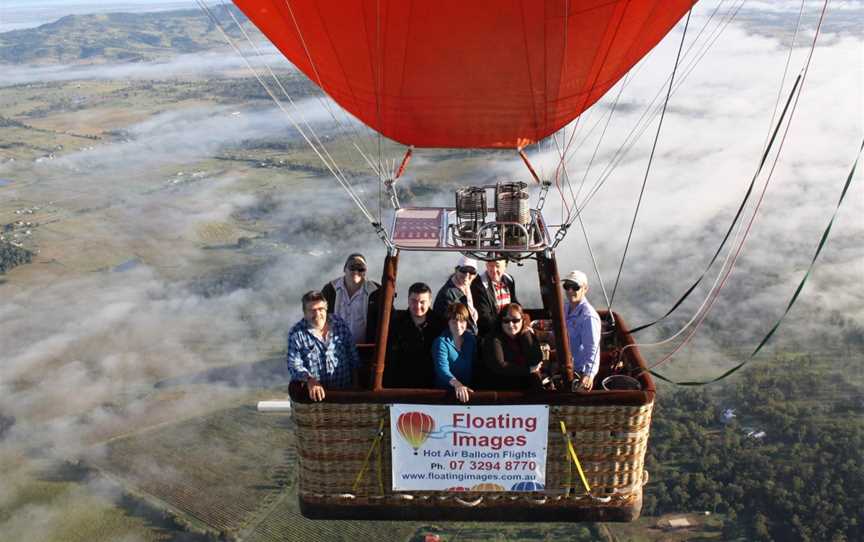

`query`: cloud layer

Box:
[0,2,861,537]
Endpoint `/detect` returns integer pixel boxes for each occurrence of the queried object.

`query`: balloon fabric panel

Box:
[233,0,695,148]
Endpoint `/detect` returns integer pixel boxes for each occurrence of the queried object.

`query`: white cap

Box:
[456,254,479,270]
[563,270,588,287]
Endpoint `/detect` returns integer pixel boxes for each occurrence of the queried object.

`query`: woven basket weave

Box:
[292,399,653,515]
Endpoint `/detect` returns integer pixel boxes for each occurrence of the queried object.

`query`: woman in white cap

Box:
[562,270,601,390]
[432,254,480,334]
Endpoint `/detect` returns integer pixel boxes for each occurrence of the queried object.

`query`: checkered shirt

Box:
[286,314,360,388]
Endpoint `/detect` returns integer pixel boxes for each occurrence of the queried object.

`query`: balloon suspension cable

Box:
[576,0,747,216]
[275,0,389,175]
[630,0,830,378]
[608,9,692,310]
[197,1,392,245]
[651,135,860,388]
[551,0,727,237]
[628,0,808,335]
[385,146,413,210]
[577,211,613,314]
[626,72,805,363]
[222,0,386,180]
[518,148,543,185]
[761,0,806,157]
[218,2,369,197]
[552,0,632,219]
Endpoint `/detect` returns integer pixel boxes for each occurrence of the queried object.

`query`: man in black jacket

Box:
[383,282,444,388]
[471,258,519,336]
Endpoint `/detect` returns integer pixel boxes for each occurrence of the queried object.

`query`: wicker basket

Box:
[291,390,652,522]
[289,310,654,522]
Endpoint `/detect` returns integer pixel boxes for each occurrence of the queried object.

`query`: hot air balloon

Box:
[471,483,506,492]
[232,0,695,149]
[396,411,434,454]
[217,0,703,524]
[511,481,545,492]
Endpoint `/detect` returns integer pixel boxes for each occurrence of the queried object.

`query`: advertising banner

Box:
[390,404,549,492]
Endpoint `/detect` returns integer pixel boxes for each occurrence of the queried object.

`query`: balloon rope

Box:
[352,418,387,494]
[628,2,808,334]
[550,0,740,251]
[608,9,692,309]
[196,1,385,237]
[559,421,591,494]
[219,1,375,194]
[278,0,386,175]
[651,137,863,386]
[640,0,832,378]
[576,0,747,215]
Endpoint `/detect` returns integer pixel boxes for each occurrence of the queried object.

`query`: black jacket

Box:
[471,272,519,336]
[432,276,478,334]
[382,311,445,389]
[478,330,542,391]
[321,279,382,343]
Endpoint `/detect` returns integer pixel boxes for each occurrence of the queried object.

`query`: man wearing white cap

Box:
[562,270,601,390]
[322,253,381,344]
[433,254,480,334]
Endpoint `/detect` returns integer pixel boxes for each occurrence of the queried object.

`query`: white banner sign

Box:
[390,404,549,492]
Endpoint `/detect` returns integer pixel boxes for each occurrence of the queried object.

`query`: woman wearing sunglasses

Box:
[432,302,477,403]
[478,303,543,391]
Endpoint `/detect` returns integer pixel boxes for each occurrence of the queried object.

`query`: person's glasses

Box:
[562,281,582,291]
[502,317,521,324]
[348,265,367,272]
[457,266,477,275]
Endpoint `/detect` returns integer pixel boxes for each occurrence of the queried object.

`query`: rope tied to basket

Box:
[352,417,386,495]
[559,420,612,503]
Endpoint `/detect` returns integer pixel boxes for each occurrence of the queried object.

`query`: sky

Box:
[0,1,862,538]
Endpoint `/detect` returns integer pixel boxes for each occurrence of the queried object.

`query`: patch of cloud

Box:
[44,98,344,177]
[0,47,292,87]
[512,16,863,357]
[0,2,861,537]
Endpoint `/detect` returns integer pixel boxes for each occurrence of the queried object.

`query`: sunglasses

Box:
[348,265,367,272]
[457,266,477,275]
[562,281,582,291]
[502,317,521,324]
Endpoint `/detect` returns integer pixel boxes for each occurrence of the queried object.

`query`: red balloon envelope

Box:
[232,0,695,149]
[396,411,435,451]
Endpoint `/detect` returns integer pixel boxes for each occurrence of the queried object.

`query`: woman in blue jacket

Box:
[432,302,477,403]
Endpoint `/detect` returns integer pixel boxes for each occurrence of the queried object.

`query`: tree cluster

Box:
[0,240,32,273]
[643,355,862,541]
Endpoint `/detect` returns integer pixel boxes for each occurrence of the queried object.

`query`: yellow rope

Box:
[352,418,386,494]
[565,440,573,499]
[559,421,592,494]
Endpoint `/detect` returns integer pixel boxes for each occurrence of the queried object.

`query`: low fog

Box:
[0,47,290,87]
[0,1,862,537]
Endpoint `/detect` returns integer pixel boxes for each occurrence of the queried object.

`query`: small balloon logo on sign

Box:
[511,481,544,492]
[396,411,435,454]
[471,483,505,492]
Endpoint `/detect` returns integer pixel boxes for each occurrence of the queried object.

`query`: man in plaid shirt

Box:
[287,290,360,401]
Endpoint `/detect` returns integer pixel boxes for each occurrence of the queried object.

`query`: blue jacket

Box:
[565,298,601,378]
[432,331,477,388]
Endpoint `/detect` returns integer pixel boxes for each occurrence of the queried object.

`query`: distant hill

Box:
[0,6,251,65]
